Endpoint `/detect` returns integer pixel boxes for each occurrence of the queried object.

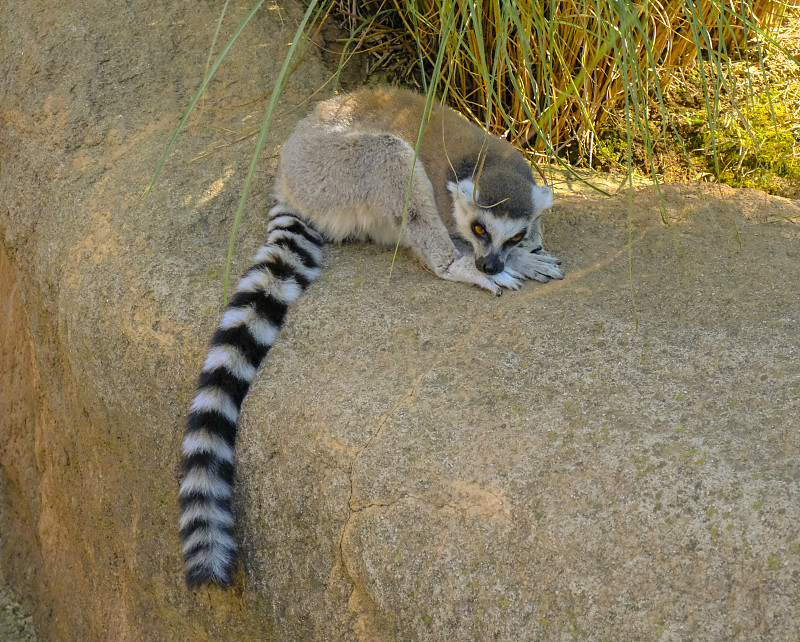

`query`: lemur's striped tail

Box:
[179,206,324,587]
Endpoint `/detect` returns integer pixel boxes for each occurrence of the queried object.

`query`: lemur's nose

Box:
[476,255,504,275]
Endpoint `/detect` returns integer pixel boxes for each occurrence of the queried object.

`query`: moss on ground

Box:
[579,9,800,197]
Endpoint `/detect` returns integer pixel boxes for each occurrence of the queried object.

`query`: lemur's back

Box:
[295,88,534,222]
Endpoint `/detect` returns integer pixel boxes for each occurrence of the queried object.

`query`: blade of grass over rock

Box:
[223,0,322,303]
[205,0,231,88]
[390,0,461,275]
[617,29,640,329]
[144,0,265,199]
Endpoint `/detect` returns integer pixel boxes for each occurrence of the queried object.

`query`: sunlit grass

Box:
[336,0,798,185]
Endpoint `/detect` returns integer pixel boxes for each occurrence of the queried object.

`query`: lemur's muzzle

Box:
[476,254,504,275]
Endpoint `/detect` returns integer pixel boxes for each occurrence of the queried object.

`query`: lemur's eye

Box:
[472,223,486,236]
[504,232,526,248]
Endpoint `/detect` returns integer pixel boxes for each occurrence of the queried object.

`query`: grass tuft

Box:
[333,0,799,187]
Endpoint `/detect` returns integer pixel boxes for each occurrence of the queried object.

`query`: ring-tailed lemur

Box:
[179,87,563,587]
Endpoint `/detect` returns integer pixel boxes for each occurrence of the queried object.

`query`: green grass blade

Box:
[143,0,266,199]
[389,0,461,274]
[205,0,231,84]
[222,0,323,303]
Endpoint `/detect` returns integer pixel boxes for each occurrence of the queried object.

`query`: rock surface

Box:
[1,0,799,640]
[0,549,36,642]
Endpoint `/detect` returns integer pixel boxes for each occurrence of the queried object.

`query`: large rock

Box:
[1,0,799,639]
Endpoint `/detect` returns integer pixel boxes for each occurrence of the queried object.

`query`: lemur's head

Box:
[448,164,553,275]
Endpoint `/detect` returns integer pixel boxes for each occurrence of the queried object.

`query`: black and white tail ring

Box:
[179,206,325,587]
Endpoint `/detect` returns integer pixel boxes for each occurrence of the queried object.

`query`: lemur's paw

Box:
[506,248,565,283]
[490,267,525,291]
[531,258,565,282]
[531,247,562,266]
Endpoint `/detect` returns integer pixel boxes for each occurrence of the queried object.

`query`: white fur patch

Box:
[447,179,479,202]
[179,466,232,500]
[234,268,304,304]
[235,268,274,294]
[266,212,300,229]
[302,264,324,281]
[253,243,289,264]
[448,180,482,237]
[179,501,235,530]
[181,429,234,462]
[246,316,279,347]
[484,216,526,244]
[190,387,238,423]
[217,305,281,347]
[219,306,253,330]
[203,345,257,382]
[271,278,303,304]
[181,525,237,556]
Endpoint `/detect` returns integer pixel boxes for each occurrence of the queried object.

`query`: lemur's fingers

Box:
[531,248,562,266]
[506,245,565,282]
[490,267,525,291]
[529,260,564,280]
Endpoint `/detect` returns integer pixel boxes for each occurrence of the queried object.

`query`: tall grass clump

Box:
[336,0,797,183]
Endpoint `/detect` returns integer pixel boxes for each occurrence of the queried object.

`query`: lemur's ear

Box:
[531,185,554,213]
[447,179,479,203]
